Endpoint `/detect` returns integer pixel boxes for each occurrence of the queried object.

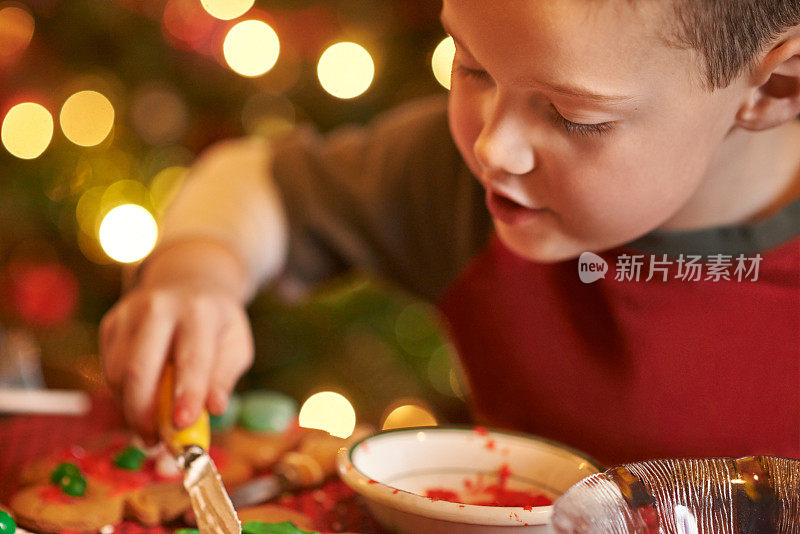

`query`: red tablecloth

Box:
[0,397,385,533]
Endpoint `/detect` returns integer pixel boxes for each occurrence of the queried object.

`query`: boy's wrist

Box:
[135,237,251,302]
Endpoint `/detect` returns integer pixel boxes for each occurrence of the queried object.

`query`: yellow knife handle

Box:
[157,363,210,455]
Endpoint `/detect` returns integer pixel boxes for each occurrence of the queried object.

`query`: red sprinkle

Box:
[473,426,488,436]
[486,439,496,451]
[367,479,379,485]
[422,464,552,508]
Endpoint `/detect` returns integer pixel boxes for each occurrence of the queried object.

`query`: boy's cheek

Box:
[447,91,485,176]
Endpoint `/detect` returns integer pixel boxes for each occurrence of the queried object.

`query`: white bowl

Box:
[336,427,602,534]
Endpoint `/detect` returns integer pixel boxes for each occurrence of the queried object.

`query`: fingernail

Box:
[209,388,228,415]
[174,406,192,428]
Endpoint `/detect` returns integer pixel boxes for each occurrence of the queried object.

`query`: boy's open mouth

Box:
[485,189,547,226]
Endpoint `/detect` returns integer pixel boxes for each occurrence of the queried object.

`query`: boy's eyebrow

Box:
[440,17,638,105]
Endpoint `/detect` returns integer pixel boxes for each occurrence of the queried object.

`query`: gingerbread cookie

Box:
[212,391,307,470]
[125,480,191,526]
[10,480,124,533]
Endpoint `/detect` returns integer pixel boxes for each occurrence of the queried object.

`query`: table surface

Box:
[0,397,387,533]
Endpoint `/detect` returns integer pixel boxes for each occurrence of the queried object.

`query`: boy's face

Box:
[444,0,749,262]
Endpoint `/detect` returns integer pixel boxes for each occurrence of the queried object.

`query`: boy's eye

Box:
[453,64,491,82]
[551,106,613,137]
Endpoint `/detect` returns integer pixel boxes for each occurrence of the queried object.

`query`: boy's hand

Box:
[99,240,254,437]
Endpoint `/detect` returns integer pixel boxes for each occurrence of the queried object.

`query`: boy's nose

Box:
[473,115,535,176]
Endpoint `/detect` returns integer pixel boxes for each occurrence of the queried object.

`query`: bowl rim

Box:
[336,426,604,527]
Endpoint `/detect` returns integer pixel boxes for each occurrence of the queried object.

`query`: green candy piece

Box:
[238,391,297,433]
[242,521,316,534]
[60,474,87,497]
[50,462,81,484]
[114,446,146,470]
[0,510,16,534]
[210,394,241,432]
[174,529,200,534]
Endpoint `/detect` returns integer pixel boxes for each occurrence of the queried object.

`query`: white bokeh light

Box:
[299,391,356,439]
[432,36,456,90]
[98,204,158,263]
[223,20,280,77]
[317,42,375,99]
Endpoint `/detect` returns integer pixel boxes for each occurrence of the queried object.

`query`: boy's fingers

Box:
[207,316,254,415]
[122,314,175,435]
[172,301,218,429]
[122,312,177,436]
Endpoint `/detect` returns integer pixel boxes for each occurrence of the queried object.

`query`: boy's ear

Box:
[736,36,800,131]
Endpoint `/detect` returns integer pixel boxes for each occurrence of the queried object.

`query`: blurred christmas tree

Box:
[0,0,470,427]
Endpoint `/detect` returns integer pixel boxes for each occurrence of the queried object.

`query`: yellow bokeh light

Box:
[223,20,280,77]
[201,0,254,20]
[317,42,375,99]
[60,90,115,147]
[299,391,356,439]
[432,36,456,90]
[382,404,437,431]
[1,102,53,159]
[98,204,158,263]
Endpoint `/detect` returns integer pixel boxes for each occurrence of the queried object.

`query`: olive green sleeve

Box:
[270,95,492,301]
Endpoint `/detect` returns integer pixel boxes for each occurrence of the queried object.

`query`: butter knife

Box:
[158,364,241,534]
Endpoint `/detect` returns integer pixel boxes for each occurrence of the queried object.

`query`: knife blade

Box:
[158,364,241,534]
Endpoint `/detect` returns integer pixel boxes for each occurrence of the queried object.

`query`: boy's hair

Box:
[667,0,800,90]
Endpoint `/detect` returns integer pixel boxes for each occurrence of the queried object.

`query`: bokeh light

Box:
[382,403,437,430]
[162,0,216,51]
[432,36,456,90]
[130,84,188,145]
[0,5,35,65]
[1,102,54,159]
[223,20,280,77]
[317,42,374,99]
[60,91,115,147]
[299,391,356,439]
[98,204,158,263]
[200,0,254,20]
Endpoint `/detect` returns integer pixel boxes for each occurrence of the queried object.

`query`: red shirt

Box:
[439,235,800,466]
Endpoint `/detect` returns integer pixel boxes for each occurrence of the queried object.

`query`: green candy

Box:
[114,446,146,470]
[242,521,316,534]
[238,391,297,433]
[0,510,15,534]
[60,474,87,497]
[210,394,241,432]
[50,462,81,484]
[174,529,200,534]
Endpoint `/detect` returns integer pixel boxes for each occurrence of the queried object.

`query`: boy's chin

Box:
[495,225,584,264]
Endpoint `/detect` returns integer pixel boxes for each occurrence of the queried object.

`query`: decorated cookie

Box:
[238,391,298,433]
[124,480,191,526]
[209,445,254,490]
[9,481,124,533]
[216,426,305,470]
[0,509,16,534]
[210,394,241,432]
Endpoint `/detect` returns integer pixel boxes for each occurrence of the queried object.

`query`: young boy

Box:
[101,0,800,466]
